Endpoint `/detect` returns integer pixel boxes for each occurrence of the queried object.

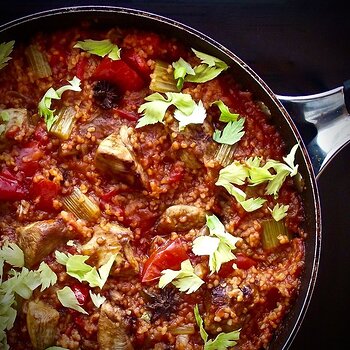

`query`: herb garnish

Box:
[213,118,245,145]
[194,304,240,349]
[0,243,57,349]
[216,145,300,211]
[159,259,204,294]
[269,203,289,221]
[137,92,206,129]
[38,76,81,131]
[0,40,15,70]
[55,251,115,289]
[57,286,88,314]
[172,49,228,89]
[192,214,241,274]
[74,39,121,60]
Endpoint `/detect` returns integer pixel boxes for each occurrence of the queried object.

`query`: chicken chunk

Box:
[26,300,59,350]
[95,125,148,186]
[82,222,139,276]
[156,204,207,233]
[98,303,134,350]
[17,218,73,268]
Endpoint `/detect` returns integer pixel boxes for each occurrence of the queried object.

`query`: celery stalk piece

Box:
[261,219,291,250]
[150,60,179,93]
[214,143,237,167]
[62,187,101,221]
[50,106,76,140]
[25,45,52,78]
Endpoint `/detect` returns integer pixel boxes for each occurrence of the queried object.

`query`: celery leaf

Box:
[194,304,240,349]
[74,39,121,60]
[172,57,195,89]
[213,118,245,145]
[174,100,206,130]
[0,40,15,70]
[269,203,289,221]
[89,291,106,308]
[159,259,204,294]
[212,100,240,122]
[57,286,88,314]
[137,92,196,128]
[38,76,81,131]
[0,241,24,268]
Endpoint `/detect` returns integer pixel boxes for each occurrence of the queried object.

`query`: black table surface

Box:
[1,1,349,349]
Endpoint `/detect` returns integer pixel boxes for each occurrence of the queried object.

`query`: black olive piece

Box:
[144,287,180,321]
[93,80,120,109]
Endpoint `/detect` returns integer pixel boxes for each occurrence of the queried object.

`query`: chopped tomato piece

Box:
[33,123,49,145]
[0,170,27,201]
[219,253,257,277]
[76,56,88,80]
[92,57,146,92]
[121,48,151,80]
[30,179,59,210]
[142,238,188,283]
[71,283,90,306]
[16,141,43,177]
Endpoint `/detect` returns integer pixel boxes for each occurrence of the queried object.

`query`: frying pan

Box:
[0,6,348,349]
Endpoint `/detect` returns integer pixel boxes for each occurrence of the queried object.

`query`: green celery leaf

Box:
[215,179,246,203]
[217,161,249,186]
[193,215,240,274]
[37,262,57,291]
[137,92,196,128]
[212,100,240,122]
[192,49,228,69]
[283,144,299,176]
[185,64,226,83]
[194,304,240,349]
[172,57,195,90]
[213,118,245,145]
[74,39,121,60]
[239,197,266,212]
[56,252,115,289]
[89,291,106,308]
[269,203,289,221]
[194,304,208,343]
[204,329,240,350]
[0,241,24,267]
[159,259,204,294]
[173,100,207,130]
[0,41,15,70]
[0,111,10,122]
[57,286,88,314]
[38,76,81,131]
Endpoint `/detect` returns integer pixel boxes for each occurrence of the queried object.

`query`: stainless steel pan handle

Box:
[277,80,350,176]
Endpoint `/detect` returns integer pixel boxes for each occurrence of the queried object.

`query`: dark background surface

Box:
[1,1,349,349]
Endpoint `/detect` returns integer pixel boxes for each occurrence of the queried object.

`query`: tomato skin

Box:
[16,141,43,177]
[218,253,257,278]
[76,57,88,80]
[121,48,151,80]
[0,170,27,201]
[92,57,146,92]
[141,238,188,283]
[30,179,59,211]
[113,108,139,122]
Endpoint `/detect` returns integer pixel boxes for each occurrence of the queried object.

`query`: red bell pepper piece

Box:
[141,238,188,283]
[218,253,257,277]
[0,170,27,201]
[121,48,151,81]
[71,283,90,306]
[92,57,146,92]
[30,179,59,211]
